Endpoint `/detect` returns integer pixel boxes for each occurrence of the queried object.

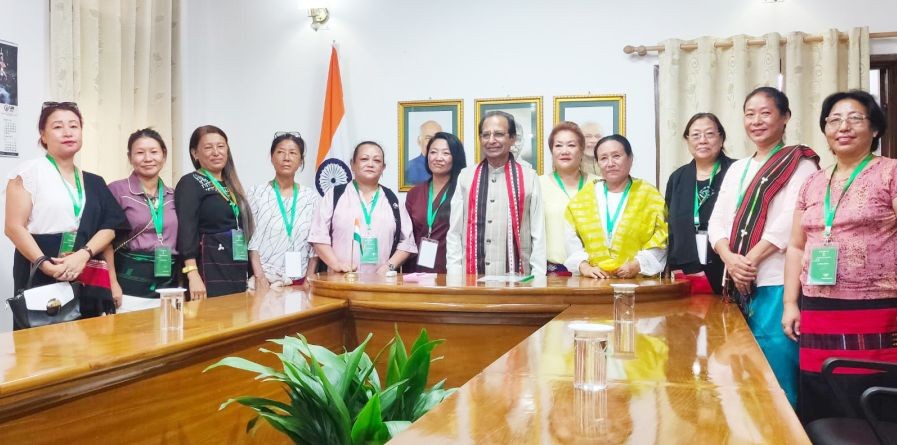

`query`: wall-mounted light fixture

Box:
[308,8,329,31]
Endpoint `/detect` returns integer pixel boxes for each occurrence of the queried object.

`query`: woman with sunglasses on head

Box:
[404,132,467,273]
[175,125,254,300]
[5,101,128,324]
[247,132,319,290]
[104,128,178,303]
[782,90,897,423]
[665,113,734,294]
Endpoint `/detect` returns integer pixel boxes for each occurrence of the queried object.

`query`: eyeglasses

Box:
[824,114,868,129]
[688,131,719,141]
[480,131,508,140]
[275,131,302,138]
[42,101,79,110]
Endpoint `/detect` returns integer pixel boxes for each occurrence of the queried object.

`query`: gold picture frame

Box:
[553,94,626,145]
[397,99,463,192]
[474,96,544,174]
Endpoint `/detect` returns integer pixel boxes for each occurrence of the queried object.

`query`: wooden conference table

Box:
[0,274,809,444]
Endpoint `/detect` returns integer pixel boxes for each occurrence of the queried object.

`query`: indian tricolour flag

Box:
[314,44,353,196]
[353,218,363,254]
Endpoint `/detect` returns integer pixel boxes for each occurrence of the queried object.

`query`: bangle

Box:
[182,265,198,274]
[79,246,94,258]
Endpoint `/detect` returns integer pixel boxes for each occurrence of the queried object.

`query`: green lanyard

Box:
[353,181,380,231]
[693,161,721,229]
[426,181,447,236]
[46,155,84,218]
[603,179,632,237]
[272,181,298,237]
[553,171,584,198]
[200,168,240,223]
[823,153,874,240]
[736,143,784,209]
[142,179,165,243]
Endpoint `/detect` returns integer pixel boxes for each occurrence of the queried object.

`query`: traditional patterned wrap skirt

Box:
[199,231,248,298]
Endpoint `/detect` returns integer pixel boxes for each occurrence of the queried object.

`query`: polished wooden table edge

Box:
[349,300,571,313]
[0,297,349,421]
[310,273,690,296]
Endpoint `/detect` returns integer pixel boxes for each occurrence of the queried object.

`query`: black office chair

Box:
[805,358,897,445]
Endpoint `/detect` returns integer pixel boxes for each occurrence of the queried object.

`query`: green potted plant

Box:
[204,328,456,445]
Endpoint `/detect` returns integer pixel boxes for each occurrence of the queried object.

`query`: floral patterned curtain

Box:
[49,0,179,183]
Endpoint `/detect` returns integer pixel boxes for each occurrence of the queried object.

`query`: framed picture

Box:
[474,96,543,174]
[553,94,626,151]
[397,99,463,191]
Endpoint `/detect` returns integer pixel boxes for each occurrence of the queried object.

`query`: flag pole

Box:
[346,218,358,281]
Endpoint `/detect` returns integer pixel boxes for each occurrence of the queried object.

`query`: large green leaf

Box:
[203,356,284,380]
[350,392,390,445]
[384,420,412,438]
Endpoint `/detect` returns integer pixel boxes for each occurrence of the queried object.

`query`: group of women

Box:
[6,86,896,424]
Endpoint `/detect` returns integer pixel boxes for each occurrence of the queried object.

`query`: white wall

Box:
[178,0,897,192]
[0,0,50,331]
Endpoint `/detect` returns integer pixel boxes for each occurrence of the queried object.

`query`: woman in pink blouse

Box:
[310,141,416,274]
[782,90,897,423]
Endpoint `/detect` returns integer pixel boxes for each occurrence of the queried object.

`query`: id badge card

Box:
[154,246,172,277]
[231,229,248,261]
[695,231,709,265]
[417,238,439,269]
[808,244,838,285]
[59,231,77,255]
[284,251,302,278]
[360,237,379,264]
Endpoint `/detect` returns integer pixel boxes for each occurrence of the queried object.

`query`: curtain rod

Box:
[623,31,897,56]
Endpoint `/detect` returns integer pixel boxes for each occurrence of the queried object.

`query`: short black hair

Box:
[424,132,467,179]
[594,134,633,159]
[744,86,791,116]
[819,90,887,151]
[478,110,517,139]
[127,128,167,156]
[270,133,306,157]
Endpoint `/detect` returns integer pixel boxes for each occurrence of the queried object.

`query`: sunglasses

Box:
[42,101,79,110]
[275,131,302,138]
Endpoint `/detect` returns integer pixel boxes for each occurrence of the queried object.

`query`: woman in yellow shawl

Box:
[564,135,668,278]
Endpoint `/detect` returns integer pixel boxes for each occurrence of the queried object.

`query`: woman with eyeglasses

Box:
[540,121,597,275]
[782,90,897,423]
[708,87,819,407]
[246,132,319,290]
[405,132,467,273]
[175,125,254,300]
[665,113,734,294]
[104,128,178,302]
[5,101,128,325]
[310,141,416,275]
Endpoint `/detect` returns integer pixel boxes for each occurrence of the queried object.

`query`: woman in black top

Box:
[175,125,253,299]
[665,113,734,294]
[5,102,128,321]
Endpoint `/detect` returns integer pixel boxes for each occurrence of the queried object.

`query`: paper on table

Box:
[119,295,162,313]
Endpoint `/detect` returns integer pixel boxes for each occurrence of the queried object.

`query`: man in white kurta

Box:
[446,111,546,276]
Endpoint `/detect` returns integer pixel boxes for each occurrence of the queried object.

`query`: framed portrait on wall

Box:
[474,96,543,174]
[397,99,463,191]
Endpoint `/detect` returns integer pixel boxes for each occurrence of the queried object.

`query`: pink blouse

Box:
[797,156,897,299]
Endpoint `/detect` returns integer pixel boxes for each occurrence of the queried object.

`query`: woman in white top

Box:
[5,101,127,321]
[247,132,319,289]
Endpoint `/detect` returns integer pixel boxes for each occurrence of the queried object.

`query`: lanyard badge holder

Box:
[807,154,873,286]
[693,161,720,265]
[355,182,380,265]
[144,179,172,277]
[417,181,447,269]
[273,181,303,278]
[201,169,247,262]
[47,155,84,255]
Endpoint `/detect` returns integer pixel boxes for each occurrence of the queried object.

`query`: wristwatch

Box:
[387,263,397,272]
